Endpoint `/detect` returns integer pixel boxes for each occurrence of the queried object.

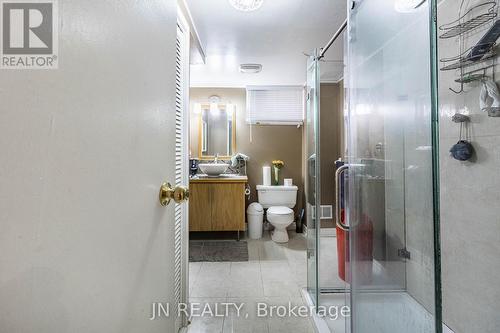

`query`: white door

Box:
[0,1,186,332]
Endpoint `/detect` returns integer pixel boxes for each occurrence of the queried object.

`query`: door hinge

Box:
[398,248,411,260]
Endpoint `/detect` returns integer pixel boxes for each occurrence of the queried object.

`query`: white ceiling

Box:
[186,0,347,87]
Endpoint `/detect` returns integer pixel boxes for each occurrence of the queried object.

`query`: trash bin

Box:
[247,203,264,239]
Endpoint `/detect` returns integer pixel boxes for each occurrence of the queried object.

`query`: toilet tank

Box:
[256,185,298,208]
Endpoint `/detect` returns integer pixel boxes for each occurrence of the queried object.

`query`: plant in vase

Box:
[272,160,284,185]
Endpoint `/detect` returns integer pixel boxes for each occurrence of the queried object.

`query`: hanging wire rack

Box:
[439,0,499,94]
[439,1,497,39]
[440,42,497,71]
[454,62,496,82]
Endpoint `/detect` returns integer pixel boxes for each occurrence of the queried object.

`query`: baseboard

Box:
[300,225,336,237]
[320,227,336,237]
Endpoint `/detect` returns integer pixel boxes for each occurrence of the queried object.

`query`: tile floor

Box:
[319,236,346,290]
[187,230,315,333]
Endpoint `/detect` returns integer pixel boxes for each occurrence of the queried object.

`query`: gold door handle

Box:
[159,182,190,206]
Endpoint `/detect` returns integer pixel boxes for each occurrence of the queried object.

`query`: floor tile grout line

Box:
[220,294,228,333]
[259,252,265,300]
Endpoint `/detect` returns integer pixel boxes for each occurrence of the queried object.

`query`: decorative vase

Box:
[273,166,280,185]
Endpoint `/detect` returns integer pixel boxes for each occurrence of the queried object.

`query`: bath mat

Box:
[189,240,249,262]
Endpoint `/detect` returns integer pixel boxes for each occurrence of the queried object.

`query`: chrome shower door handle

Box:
[335,165,349,231]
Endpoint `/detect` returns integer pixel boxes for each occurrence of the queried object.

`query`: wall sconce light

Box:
[209,95,221,115]
[194,103,202,114]
[226,103,235,115]
[210,102,219,115]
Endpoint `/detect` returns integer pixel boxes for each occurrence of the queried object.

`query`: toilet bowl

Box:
[256,185,298,243]
[267,206,294,243]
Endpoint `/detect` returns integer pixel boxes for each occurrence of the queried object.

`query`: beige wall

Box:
[338,80,346,159]
[190,88,304,214]
[319,83,344,228]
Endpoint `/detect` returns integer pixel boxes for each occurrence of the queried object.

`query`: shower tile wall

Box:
[438,1,500,332]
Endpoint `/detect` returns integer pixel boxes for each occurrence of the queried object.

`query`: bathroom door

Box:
[0,1,188,333]
[346,0,441,332]
[305,51,321,306]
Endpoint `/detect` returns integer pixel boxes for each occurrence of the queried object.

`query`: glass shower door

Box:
[346,1,441,332]
[305,51,320,306]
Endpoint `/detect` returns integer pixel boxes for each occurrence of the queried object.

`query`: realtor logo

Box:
[1,0,58,69]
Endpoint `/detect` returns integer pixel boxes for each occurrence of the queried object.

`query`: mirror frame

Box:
[197,105,236,160]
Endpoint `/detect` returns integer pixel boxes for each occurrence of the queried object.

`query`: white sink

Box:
[198,163,229,176]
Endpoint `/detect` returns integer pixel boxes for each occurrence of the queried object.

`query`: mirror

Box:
[198,103,235,159]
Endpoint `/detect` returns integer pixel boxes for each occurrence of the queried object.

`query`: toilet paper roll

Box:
[262,166,271,186]
[284,178,293,186]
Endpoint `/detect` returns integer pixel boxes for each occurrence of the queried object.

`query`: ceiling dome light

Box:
[229,0,264,12]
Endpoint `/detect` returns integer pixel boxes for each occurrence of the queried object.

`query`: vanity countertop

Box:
[190,174,248,183]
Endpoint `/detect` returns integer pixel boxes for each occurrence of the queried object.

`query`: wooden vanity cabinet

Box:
[189,183,212,231]
[189,178,247,232]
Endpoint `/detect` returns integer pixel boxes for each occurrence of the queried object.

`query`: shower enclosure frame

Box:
[430,0,443,330]
[305,0,442,332]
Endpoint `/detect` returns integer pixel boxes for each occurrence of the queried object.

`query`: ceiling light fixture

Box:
[229,0,264,12]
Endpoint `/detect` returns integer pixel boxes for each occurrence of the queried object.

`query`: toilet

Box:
[256,185,298,243]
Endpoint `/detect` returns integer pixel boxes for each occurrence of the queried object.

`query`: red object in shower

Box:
[337,210,374,283]
[337,209,349,282]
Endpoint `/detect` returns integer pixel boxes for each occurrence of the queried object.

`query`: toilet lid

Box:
[268,206,293,215]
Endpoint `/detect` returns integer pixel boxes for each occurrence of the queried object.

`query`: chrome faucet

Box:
[214,153,219,164]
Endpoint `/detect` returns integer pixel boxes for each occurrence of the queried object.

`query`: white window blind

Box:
[246,85,304,125]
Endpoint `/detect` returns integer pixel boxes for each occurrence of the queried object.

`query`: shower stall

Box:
[305,1,442,332]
